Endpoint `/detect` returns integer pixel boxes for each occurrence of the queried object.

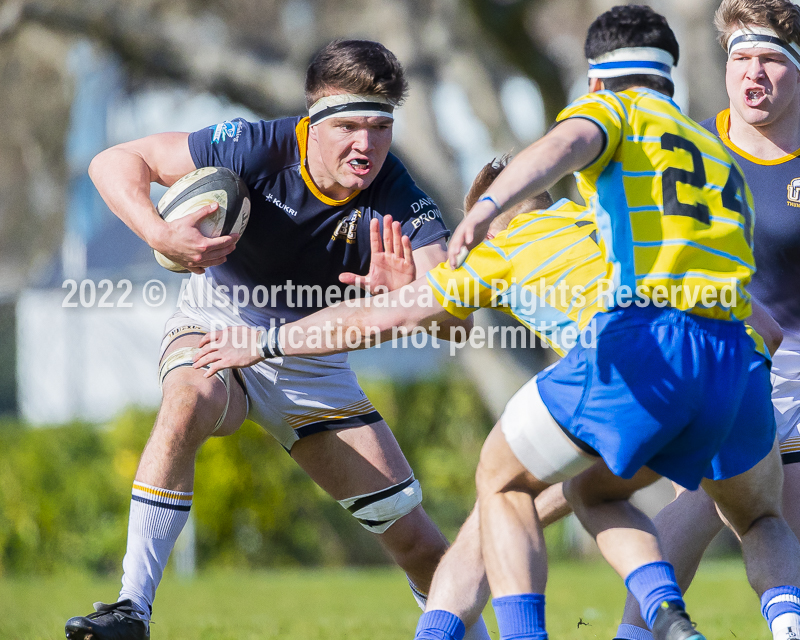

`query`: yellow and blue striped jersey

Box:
[427,200,607,356]
[427,198,768,358]
[556,88,756,322]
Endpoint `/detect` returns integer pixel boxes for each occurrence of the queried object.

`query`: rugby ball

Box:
[154,166,251,272]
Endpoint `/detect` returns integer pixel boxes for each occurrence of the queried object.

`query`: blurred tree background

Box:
[0,374,501,574]
[0,0,732,575]
[0,0,728,299]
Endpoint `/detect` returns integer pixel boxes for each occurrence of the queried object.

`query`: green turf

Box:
[0,558,768,639]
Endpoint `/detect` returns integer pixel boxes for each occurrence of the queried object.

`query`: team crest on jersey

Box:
[210,120,241,144]
[332,210,362,244]
[788,177,800,207]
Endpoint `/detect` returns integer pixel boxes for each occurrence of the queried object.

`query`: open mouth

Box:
[349,158,369,168]
[744,87,766,106]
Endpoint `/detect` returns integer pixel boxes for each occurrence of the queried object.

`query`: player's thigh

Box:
[376,503,448,557]
[563,462,660,507]
[701,439,784,536]
[661,484,722,530]
[159,333,247,437]
[476,422,552,497]
[490,376,598,493]
[290,419,413,500]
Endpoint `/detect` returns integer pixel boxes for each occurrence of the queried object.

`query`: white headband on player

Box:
[588,46,675,81]
[308,94,395,125]
[727,26,800,71]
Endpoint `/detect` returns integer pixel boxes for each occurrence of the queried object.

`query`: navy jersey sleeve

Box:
[188,117,300,186]
[373,154,450,249]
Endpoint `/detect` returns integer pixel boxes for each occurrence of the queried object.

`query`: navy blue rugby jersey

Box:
[702,110,800,333]
[187,116,449,325]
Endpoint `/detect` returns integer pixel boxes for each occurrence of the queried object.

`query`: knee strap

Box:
[338,474,423,534]
[158,346,230,434]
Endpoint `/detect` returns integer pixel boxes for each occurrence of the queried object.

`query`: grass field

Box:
[1,558,769,639]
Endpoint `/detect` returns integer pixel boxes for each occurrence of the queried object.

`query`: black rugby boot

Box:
[65,599,149,640]
[652,601,706,640]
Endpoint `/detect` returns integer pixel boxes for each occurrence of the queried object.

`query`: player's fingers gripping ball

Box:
[155,167,251,272]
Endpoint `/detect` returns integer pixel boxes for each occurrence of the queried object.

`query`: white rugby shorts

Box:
[773,330,800,463]
[160,310,382,450]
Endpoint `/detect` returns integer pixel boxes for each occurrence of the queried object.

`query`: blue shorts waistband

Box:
[600,305,747,337]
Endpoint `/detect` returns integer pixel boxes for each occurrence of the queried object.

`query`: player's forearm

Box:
[280,302,395,356]
[750,299,783,356]
[280,281,455,356]
[89,146,167,248]
[484,119,603,212]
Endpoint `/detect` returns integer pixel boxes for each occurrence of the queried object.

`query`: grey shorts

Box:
[160,311,383,450]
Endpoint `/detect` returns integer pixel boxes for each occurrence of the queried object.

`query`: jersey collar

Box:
[295,117,361,206]
[716,109,800,165]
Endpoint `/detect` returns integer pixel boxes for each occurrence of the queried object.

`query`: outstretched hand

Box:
[339,215,416,293]
[447,200,497,269]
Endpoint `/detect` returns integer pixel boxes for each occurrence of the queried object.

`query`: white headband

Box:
[308,94,395,125]
[588,46,675,80]
[727,27,800,70]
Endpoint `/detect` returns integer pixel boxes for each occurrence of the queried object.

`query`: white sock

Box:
[407,577,491,640]
[119,482,192,621]
[462,616,490,640]
[772,612,800,640]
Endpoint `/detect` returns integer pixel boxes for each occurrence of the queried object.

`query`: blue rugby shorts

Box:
[536,305,776,489]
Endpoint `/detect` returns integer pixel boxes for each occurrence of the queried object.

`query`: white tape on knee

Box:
[158,346,231,434]
[338,475,423,534]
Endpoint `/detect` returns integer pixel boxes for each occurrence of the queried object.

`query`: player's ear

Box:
[589,78,605,93]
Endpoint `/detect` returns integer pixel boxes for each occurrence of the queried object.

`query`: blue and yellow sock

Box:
[119,481,192,621]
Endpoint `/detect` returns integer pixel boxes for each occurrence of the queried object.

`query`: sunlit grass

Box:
[1,558,767,639]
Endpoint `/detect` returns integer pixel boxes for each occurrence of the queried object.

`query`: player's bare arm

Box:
[194,276,454,376]
[88,132,238,274]
[192,221,461,374]
[751,299,784,355]
[412,238,475,335]
[447,118,604,268]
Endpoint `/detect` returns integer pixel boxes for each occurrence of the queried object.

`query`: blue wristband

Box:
[478,194,501,211]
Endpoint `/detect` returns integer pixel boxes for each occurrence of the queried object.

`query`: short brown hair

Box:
[305,40,409,108]
[715,0,800,49]
[464,156,553,218]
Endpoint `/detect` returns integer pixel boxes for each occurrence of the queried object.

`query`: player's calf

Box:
[371,503,448,593]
